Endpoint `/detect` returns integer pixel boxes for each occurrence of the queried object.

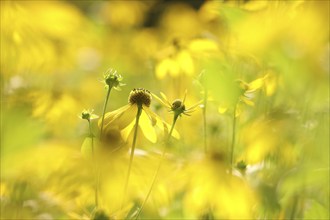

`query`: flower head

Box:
[102,68,125,90]
[79,109,99,122]
[128,88,152,107]
[99,88,179,143]
[152,90,202,118]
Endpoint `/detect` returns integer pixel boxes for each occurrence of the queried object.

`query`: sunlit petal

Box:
[105,105,137,130]
[151,93,170,108]
[139,110,157,143]
[241,97,255,106]
[121,120,135,142]
[160,92,172,106]
[218,107,228,114]
[246,77,264,92]
[100,104,131,128]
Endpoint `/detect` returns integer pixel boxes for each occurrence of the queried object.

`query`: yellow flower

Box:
[183,153,257,219]
[237,76,265,106]
[218,76,266,117]
[155,38,218,79]
[152,90,202,118]
[99,88,176,143]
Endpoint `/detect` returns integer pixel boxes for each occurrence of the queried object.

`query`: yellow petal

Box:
[155,59,170,79]
[144,108,180,139]
[169,59,180,77]
[100,104,130,128]
[143,106,157,126]
[160,92,171,106]
[218,107,228,114]
[247,77,264,92]
[162,120,180,140]
[156,58,180,78]
[264,73,277,96]
[139,110,157,143]
[177,50,194,76]
[241,97,255,106]
[81,137,94,159]
[121,120,135,142]
[152,93,170,108]
[186,100,203,112]
[107,105,137,130]
[188,39,218,53]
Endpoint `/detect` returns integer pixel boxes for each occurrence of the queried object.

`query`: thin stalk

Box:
[88,120,98,208]
[121,105,143,210]
[100,86,112,140]
[135,115,179,219]
[290,195,299,220]
[230,103,237,174]
[203,89,208,153]
[88,121,94,154]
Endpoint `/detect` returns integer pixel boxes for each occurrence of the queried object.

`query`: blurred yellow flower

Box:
[155,38,218,79]
[155,46,194,79]
[152,90,201,118]
[100,1,150,29]
[159,3,201,38]
[263,71,278,97]
[30,90,81,135]
[183,154,257,219]
[1,0,90,76]
[100,88,175,143]
[218,76,266,117]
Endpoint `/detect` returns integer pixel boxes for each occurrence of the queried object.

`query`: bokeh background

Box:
[1,0,329,219]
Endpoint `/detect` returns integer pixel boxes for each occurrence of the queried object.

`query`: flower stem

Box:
[135,114,179,219]
[121,105,143,210]
[88,120,99,208]
[203,89,208,153]
[100,86,112,140]
[230,104,237,174]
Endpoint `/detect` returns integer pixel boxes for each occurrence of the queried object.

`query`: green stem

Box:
[100,86,112,140]
[135,115,179,219]
[290,195,299,220]
[88,121,94,154]
[230,103,237,174]
[88,120,98,208]
[121,105,143,210]
[203,89,208,153]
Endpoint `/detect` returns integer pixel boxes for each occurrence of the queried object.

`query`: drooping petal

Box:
[139,110,157,143]
[152,93,171,108]
[185,100,203,112]
[144,107,180,139]
[100,104,130,128]
[218,107,228,114]
[103,104,137,130]
[182,89,187,103]
[264,73,277,96]
[160,92,172,106]
[241,97,255,106]
[246,77,264,92]
[177,50,194,76]
[121,120,135,142]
